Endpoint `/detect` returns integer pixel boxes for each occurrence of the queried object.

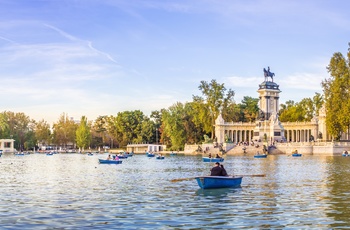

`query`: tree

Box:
[3,111,35,150]
[91,116,109,149]
[161,102,187,150]
[0,112,9,138]
[35,119,52,148]
[52,113,78,149]
[111,110,154,148]
[279,100,305,122]
[76,116,91,150]
[240,96,259,122]
[193,79,235,138]
[322,45,350,140]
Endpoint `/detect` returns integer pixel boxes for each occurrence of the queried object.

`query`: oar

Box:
[235,174,265,177]
[171,177,196,182]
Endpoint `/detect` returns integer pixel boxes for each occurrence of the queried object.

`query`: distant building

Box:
[126,144,166,153]
[0,139,15,153]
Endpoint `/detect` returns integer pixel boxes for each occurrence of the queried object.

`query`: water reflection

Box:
[1,153,350,228]
[195,187,242,197]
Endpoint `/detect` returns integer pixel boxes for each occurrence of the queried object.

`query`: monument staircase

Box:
[225,144,265,155]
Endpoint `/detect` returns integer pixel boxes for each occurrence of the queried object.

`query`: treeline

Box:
[1,44,349,150]
[0,80,323,151]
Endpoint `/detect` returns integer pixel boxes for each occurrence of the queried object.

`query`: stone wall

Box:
[276,142,350,156]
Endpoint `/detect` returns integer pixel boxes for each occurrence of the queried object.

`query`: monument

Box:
[253,67,285,143]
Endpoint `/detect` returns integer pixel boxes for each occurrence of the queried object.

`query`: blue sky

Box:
[0,0,349,124]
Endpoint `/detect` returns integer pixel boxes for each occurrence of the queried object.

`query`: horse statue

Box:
[263,66,275,82]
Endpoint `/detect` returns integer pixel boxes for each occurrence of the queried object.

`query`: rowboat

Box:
[116,155,128,159]
[156,156,165,160]
[169,152,177,156]
[195,176,243,189]
[87,153,93,156]
[254,154,267,158]
[342,154,349,157]
[202,157,224,162]
[292,153,302,157]
[98,159,122,164]
[147,153,155,157]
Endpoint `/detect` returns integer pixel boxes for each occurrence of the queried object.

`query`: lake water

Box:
[0,153,350,229]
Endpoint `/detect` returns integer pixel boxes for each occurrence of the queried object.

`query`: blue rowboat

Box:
[147,153,155,157]
[169,152,177,156]
[98,159,122,164]
[46,153,54,156]
[156,156,165,160]
[116,155,128,159]
[87,153,93,156]
[254,154,267,158]
[342,154,349,157]
[292,153,302,157]
[202,157,224,162]
[195,176,243,189]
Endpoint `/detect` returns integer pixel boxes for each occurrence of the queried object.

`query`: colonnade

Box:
[218,122,319,144]
[284,129,313,142]
[224,129,254,143]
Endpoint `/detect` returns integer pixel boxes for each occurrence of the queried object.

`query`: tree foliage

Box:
[35,119,51,146]
[110,110,155,148]
[240,96,259,122]
[193,79,235,138]
[76,116,91,150]
[161,102,187,150]
[322,45,350,140]
[52,113,78,148]
[279,93,324,123]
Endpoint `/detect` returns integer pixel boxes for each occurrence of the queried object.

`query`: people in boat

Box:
[343,150,348,155]
[208,153,212,158]
[215,154,221,158]
[256,151,260,155]
[210,162,222,176]
[107,154,112,160]
[220,164,228,176]
[115,155,119,161]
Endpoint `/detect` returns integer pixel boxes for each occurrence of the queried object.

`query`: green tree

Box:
[91,116,109,149]
[322,45,350,140]
[193,79,235,138]
[35,119,52,148]
[52,113,78,149]
[161,102,186,150]
[111,110,153,148]
[0,112,9,138]
[3,111,35,150]
[240,96,259,122]
[279,100,305,122]
[76,116,91,150]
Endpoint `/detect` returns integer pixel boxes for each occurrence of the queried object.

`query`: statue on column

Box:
[263,66,275,82]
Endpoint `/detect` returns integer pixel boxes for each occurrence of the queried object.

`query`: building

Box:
[0,139,15,153]
[214,68,330,149]
[126,143,166,154]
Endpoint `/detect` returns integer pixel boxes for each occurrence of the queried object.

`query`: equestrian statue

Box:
[263,66,275,82]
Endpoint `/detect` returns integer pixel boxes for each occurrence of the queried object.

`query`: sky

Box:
[0,0,349,125]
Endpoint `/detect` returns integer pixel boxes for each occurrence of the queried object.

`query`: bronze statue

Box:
[263,66,275,82]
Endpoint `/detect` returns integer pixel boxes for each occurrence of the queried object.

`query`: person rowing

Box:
[210,162,228,176]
